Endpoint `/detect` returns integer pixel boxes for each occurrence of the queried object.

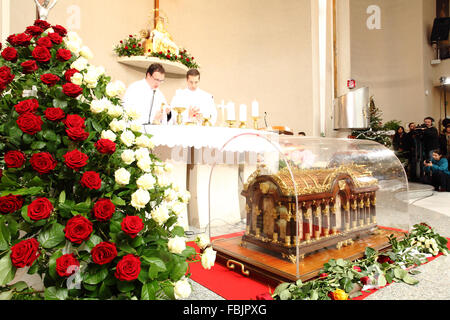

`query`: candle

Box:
[239,104,247,122]
[227,102,235,121]
[251,100,259,117]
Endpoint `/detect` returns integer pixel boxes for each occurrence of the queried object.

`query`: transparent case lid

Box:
[207,133,410,283]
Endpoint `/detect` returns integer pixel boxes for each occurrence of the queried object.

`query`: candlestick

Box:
[251,100,259,117]
[226,120,236,128]
[239,121,247,128]
[251,116,260,130]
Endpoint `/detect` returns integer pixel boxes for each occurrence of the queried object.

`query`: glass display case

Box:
[207,134,410,286]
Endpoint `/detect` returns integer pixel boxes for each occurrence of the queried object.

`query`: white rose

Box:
[170,201,186,217]
[125,105,141,121]
[195,234,210,250]
[65,40,81,55]
[164,163,173,173]
[137,157,152,173]
[151,203,170,225]
[180,190,190,203]
[90,99,106,114]
[157,174,172,187]
[121,149,135,165]
[131,189,150,210]
[80,45,94,59]
[115,80,126,96]
[153,165,164,175]
[110,118,127,132]
[164,188,178,202]
[83,71,98,88]
[101,130,117,142]
[114,168,130,185]
[120,130,135,147]
[106,80,126,98]
[135,135,152,149]
[201,247,217,270]
[70,72,83,86]
[168,236,186,254]
[136,173,156,190]
[130,123,143,132]
[71,57,88,71]
[134,147,150,161]
[66,31,82,44]
[174,278,192,300]
[107,105,123,118]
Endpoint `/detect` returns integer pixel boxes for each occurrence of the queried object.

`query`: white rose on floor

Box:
[137,157,152,173]
[110,118,127,132]
[120,130,135,147]
[130,123,143,132]
[151,203,170,225]
[131,189,150,210]
[71,56,88,71]
[101,130,117,142]
[174,278,192,300]
[201,247,216,270]
[80,45,94,59]
[114,168,130,185]
[134,147,150,161]
[136,173,156,190]
[121,149,135,165]
[195,234,210,250]
[168,236,186,254]
[107,105,123,118]
[70,72,83,86]
[135,135,153,149]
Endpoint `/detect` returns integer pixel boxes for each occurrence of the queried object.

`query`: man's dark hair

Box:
[298,132,306,136]
[186,69,200,80]
[424,116,435,123]
[146,63,165,76]
[432,149,443,156]
[408,122,415,128]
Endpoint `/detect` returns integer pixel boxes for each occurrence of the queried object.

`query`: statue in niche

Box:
[34,0,58,21]
[150,17,180,55]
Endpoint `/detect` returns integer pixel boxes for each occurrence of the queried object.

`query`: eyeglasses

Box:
[151,75,165,83]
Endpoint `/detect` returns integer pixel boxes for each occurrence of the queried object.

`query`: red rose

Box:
[32,46,51,63]
[40,73,60,87]
[16,113,43,135]
[63,149,88,171]
[27,197,53,221]
[14,33,33,46]
[14,99,39,114]
[62,83,83,98]
[64,215,93,244]
[319,273,328,278]
[1,47,18,62]
[91,242,117,265]
[66,126,89,141]
[34,19,51,30]
[360,276,371,285]
[6,34,18,46]
[4,150,25,168]
[47,32,62,44]
[95,139,116,155]
[56,49,72,61]
[0,194,23,214]
[52,25,68,37]
[353,266,362,272]
[255,293,274,300]
[63,114,85,128]
[10,238,40,268]
[92,198,115,221]
[21,60,38,74]
[56,253,80,277]
[29,152,57,174]
[114,254,141,281]
[64,68,79,82]
[124,46,128,50]
[377,255,394,264]
[36,36,53,48]
[0,66,15,84]
[44,107,65,121]
[80,171,102,190]
[121,216,144,238]
[25,26,43,37]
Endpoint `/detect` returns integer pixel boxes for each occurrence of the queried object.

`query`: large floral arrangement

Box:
[271,223,448,300]
[0,20,215,300]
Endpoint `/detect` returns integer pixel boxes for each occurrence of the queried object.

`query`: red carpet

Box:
[188,230,450,300]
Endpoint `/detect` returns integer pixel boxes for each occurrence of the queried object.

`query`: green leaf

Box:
[83,266,109,285]
[48,250,63,280]
[8,126,22,140]
[377,274,387,287]
[0,291,13,300]
[274,282,290,296]
[44,287,68,300]
[170,261,188,281]
[403,274,419,285]
[98,282,112,299]
[0,253,16,286]
[111,196,126,206]
[279,289,292,300]
[393,268,407,280]
[171,226,185,237]
[37,223,65,249]
[86,234,102,249]
[52,98,68,109]
[10,281,28,292]
[43,129,57,142]
[31,141,47,150]
[59,191,66,204]
[146,257,167,280]
[141,281,158,300]
[117,280,135,293]
[0,219,10,251]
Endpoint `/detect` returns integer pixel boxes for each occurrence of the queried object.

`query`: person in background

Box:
[122,63,171,126]
[439,124,450,157]
[420,117,440,160]
[298,132,306,136]
[404,122,418,180]
[393,126,407,152]
[170,69,217,125]
[423,149,448,191]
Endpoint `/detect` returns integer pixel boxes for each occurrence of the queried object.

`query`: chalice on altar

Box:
[200,114,212,127]
[173,107,186,125]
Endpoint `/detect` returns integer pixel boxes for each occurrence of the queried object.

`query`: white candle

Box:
[227,102,235,121]
[239,104,247,122]
[251,100,259,117]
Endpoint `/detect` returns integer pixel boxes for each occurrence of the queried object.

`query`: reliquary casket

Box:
[241,164,379,261]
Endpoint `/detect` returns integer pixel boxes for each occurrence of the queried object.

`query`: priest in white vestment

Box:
[170,69,217,125]
[122,63,172,126]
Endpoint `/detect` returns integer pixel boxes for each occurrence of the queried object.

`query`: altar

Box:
[144,125,279,230]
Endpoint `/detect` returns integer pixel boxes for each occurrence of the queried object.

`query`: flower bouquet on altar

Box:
[0,19,215,300]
